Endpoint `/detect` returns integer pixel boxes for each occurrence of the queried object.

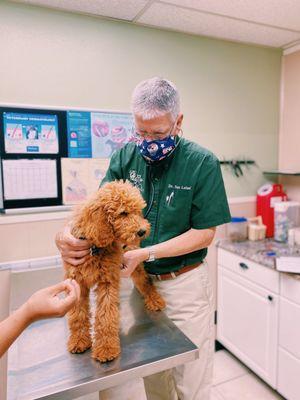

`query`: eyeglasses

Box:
[133,119,177,142]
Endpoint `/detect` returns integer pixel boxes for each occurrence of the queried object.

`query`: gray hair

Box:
[131,77,180,120]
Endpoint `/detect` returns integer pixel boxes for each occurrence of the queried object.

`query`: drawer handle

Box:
[239,262,249,270]
[268,295,273,302]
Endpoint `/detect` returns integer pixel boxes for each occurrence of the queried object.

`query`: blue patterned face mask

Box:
[134,118,179,162]
[136,135,176,162]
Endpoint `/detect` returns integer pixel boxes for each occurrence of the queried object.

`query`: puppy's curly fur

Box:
[64,180,165,362]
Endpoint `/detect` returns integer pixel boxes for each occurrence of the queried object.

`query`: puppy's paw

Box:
[92,342,121,362]
[68,335,92,354]
[145,293,166,311]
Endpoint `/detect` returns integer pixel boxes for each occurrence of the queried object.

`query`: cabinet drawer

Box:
[218,248,279,293]
[281,272,300,305]
[278,348,300,400]
[279,298,300,358]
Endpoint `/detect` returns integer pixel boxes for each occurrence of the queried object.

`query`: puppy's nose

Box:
[137,229,146,237]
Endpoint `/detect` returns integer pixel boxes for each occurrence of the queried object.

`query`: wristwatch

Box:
[147,246,156,262]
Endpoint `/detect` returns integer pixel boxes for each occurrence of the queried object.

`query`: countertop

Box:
[7,279,198,400]
[217,239,300,269]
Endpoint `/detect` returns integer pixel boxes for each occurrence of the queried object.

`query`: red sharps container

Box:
[256,183,287,238]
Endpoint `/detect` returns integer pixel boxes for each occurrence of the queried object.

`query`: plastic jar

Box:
[227,217,248,242]
[274,201,300,242]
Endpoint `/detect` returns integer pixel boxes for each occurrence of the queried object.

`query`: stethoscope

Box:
[144,169,155,218]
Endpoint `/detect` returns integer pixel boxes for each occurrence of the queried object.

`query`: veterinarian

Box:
[0,279,80,357]
[56,77,231,400]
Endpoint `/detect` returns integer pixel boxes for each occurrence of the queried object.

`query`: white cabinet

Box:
[277,274,300,400]
[217,260,279,388]
[217,248,300,398]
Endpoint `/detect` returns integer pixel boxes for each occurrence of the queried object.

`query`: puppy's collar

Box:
[79,237,104,257]
[90,245,104,256]
[91,243,127,255]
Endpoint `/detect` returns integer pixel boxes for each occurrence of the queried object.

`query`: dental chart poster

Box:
[3,112,59,154]
[67,111,134,158]
[61,158,109,204]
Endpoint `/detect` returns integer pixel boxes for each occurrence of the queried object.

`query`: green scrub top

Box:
[101,137,231,274]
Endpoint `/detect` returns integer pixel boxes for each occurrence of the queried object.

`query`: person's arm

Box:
[121,227,216,277]
[0,280,80,358]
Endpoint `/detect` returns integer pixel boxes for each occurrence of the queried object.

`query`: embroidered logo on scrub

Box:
[129,170,143,191]
[166,191,174,206]
[165,184,192,206]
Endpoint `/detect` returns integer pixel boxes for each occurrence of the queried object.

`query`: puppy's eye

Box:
[120,211,128,216]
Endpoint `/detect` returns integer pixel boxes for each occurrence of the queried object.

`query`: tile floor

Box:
[77,349,285,400]
[211,350,284,400]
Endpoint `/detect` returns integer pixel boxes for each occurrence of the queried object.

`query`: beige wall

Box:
[0,1,282,197]
[279,176,300,202]
[0,269,10,398]
[0,216,65,262]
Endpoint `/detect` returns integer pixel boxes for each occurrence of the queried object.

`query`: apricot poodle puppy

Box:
[64,180,165,362]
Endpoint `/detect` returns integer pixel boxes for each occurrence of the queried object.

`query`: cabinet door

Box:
[279,298,300,358]
[278,348,300,400]
[217,266,278,388]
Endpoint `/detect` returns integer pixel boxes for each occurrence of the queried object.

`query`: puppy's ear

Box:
[77,204,114,248]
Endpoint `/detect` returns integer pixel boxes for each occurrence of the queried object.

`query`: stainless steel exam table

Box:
[7,278,199,400]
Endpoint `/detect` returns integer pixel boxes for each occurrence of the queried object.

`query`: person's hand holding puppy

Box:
[120,248,149,278]
[55,224,91,266]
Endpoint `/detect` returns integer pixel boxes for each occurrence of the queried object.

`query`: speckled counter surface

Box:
[217,239,300,269]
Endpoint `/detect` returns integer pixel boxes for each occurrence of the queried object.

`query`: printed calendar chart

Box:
[2,159,58,200]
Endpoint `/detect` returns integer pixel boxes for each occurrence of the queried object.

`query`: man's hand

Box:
[120,248,149,278]
[55,224,91,266]
[23,279,81,323]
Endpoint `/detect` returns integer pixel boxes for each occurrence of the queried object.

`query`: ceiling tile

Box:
[137,2,300,47]
[11,0,150,21]
[163,0,300,31]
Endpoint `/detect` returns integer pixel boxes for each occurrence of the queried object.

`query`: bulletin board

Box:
[0,104,134,212]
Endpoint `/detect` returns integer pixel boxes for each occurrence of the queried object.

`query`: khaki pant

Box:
[100,262,214,400]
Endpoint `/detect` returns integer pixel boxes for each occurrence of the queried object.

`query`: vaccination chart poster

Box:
[66,110,134,158]
[3,112,59,154]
